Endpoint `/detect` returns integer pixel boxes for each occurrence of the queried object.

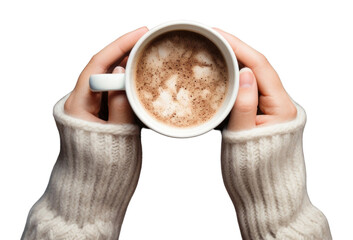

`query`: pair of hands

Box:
[64,27,297,132]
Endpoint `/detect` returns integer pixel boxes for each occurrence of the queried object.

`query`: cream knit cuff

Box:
[221,101,332,240]
[22,94,142,240]
[53,93,140,135]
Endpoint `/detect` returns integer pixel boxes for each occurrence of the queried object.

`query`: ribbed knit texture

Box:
[221,101,332,240]
[21,94,142,240]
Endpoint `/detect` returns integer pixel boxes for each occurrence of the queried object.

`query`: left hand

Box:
[64,27,149,124]
[214,28,297,131]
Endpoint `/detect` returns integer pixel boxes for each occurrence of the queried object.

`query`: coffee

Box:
[134,30,228,128]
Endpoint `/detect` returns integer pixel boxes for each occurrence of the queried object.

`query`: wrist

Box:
[54,93,140,135]
[221,101,331,239]
[222,100,306,143]
[22,94,143,240]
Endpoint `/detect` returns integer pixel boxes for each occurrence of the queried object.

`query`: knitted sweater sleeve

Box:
[221,101,332,240]
[21,94,142,240]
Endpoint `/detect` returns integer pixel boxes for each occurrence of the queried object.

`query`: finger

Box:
[74,26,148,94]
[255,101,297,126]
[118,56,129,69]
[107,66,135,124]
[256,114,274,126]
[90,26,148,71]
[227,68,258,131]
[213,27,284,97]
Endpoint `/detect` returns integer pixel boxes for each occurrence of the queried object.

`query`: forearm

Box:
[21,94,142,240]
[221,102,331,240]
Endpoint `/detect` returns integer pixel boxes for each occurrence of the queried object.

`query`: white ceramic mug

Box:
[89,20,239,138]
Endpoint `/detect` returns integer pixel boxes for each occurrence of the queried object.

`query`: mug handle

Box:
[89,74,126,92]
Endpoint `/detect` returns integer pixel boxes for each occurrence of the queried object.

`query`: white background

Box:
[0,0,352,239]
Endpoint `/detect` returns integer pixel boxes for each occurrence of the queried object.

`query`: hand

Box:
[214,28,297,131]
[64,27,149,124]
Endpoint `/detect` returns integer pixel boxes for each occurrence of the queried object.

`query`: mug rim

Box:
[125,20,239,138]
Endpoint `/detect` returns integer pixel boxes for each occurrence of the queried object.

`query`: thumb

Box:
[227,67,258,131]
[107,66,135,124]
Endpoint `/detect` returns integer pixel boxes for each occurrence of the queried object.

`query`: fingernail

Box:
[239,67,254,88]
[113,66,125,73]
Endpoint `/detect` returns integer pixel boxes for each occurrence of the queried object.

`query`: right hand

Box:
[214,28,297,132]
[64,27,149,124]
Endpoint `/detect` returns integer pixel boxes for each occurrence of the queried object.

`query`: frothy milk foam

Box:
[134,31,228,128]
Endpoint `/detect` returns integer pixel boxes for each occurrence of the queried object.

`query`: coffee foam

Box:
[135,31,228,128]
